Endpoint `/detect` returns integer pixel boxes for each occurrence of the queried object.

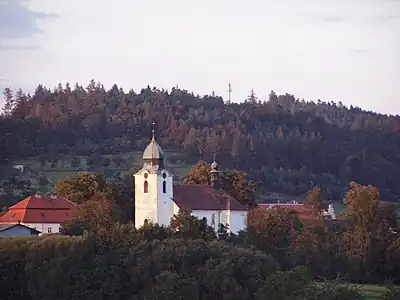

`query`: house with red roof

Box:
[0,194,76,234]
[134,126,248,234]
[258,202,339,225]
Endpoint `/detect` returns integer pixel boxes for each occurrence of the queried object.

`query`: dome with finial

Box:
[142,122,165,167]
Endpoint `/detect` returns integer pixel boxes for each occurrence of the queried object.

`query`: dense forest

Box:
[1,80,400,200]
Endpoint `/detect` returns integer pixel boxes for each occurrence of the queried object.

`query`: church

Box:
[134,127,248,234]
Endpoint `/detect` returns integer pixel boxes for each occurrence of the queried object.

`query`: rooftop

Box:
[173,184,247,211]
[0,195,76,224]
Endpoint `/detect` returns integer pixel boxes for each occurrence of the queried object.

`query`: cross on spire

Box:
[213,153,216,162]
[152,121,156,140]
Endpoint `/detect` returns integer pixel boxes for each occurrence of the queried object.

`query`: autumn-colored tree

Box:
[55,172,109,204]
[339,182,400,282]
[245,206,300,266]
[170,208,216,241]
[183,161,256,207]
[292,224,339,278]
[221,168,257,208]
[60,195,126,235]
[183,160,211,185]
[304,185,324,217]
[343,181,380,228]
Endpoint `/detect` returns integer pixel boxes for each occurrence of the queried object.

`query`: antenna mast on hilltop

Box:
[228,83,232,103]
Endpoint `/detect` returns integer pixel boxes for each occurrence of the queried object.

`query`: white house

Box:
[134,127,248,234]
[0,194,76,234]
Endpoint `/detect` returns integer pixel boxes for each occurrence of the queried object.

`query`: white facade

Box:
[134,131,248,234]
[229,211,248,234]
[191,209,247,234]
[134,168,174,227]
[152,200,247,234]
[22,222,60,234]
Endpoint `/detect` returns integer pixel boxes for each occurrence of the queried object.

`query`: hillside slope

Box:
[1,82,400,200]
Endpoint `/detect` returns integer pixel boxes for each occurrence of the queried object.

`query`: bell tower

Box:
[134,122,174,228]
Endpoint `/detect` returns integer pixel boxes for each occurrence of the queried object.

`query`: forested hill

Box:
[1,81,400,200]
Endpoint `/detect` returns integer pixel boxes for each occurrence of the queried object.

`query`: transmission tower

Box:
[228,83,232,103]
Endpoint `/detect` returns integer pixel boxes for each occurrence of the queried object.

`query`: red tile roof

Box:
[258,203,322,222]
[173,184,247,211]
[0,195,76,224]
[9,195,76,210]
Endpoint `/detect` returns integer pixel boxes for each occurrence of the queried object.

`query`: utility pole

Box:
[228,83,232,103]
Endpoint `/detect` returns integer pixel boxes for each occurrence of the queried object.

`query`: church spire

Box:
[151,121,156,141]
[142,121,165,169]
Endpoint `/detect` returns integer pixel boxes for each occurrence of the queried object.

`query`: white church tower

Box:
[134,123,174,228]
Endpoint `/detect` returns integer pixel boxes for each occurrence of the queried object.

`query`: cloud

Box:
[318,16,347,23]
[0,45,38,50]
[0,0,58,41]
[353,49,370,54]
[374,14,400,22]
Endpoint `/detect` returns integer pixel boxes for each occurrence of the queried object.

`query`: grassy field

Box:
[13,151,192,186]
[356,284,388,299]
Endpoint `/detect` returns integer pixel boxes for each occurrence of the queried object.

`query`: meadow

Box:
[13,151,192,187]
[357,284,388,299]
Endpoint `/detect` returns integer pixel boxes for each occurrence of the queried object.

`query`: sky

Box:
[0,0,399,115]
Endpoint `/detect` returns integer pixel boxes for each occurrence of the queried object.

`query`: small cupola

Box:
[210,154,220,189]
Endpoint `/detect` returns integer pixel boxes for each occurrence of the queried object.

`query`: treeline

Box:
[2,81,400,200]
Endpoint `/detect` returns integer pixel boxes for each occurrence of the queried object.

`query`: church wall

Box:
[172,203,180,216]
[191,210,247,234]
[229,211,248,234]
[156,171,174,226]
[191,210,219,231]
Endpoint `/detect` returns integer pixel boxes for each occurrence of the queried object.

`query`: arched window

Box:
[144,181,148,193]
[162,181,166,193]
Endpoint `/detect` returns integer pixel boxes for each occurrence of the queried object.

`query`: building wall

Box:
[23,223,60,234]
[191,209,247,234]
[157,171,174,226]
[229,211,248,234]
[191,210,218,230]
[134,169,174,228]
[0,226,36,237]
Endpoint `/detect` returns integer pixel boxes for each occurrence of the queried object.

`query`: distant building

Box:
[258,202,338,223]
[12,164,24,173]
[134,127,248,234]
[0,194,76,234]
[0,223,41,237]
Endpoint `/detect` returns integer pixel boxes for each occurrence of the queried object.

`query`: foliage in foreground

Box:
[0,225,373,300]
[0,224,278,300]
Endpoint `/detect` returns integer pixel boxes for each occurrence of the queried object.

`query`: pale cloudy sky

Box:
[0,0,399,114]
